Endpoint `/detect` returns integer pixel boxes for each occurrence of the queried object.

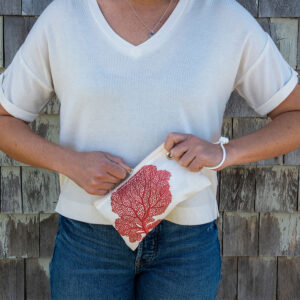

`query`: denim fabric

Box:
[49,214,222,300]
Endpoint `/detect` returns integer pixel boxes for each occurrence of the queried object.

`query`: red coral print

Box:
[111,164,172,243]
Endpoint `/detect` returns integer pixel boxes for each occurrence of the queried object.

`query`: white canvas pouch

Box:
[93,142,212,251]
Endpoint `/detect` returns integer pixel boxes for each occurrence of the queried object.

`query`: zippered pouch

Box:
[93,142,212,251]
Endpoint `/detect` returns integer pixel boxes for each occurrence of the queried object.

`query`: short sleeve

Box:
[0,9,55,122]
[233,29,299,117]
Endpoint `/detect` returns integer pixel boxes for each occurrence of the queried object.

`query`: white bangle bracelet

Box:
[205,136,229,170]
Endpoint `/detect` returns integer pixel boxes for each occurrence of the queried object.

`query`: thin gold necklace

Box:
[126,0,176,37]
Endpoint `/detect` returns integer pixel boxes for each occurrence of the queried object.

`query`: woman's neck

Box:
[129,0,171,9]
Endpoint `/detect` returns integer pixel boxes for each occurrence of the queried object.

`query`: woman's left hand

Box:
[163,132,226,172]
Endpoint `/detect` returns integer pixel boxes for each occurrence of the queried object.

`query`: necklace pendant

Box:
[149,32,155,37]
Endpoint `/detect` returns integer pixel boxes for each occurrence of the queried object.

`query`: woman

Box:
[0,0,299,299]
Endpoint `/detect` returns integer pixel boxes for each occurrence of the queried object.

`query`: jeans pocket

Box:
[205,220,217,232]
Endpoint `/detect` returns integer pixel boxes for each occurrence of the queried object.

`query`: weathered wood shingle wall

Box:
[218,1,300,299]
[0,0,299,299]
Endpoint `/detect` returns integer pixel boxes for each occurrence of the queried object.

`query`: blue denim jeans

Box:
[49,214,222,300]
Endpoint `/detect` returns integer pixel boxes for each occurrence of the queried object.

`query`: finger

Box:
[169,143,189,160]
[104,152,132,172]
[188,157,203,172]
[103,156,128,179]
[95,170,122,184]
[93,189,110,196]
[164,132,189,152]
[178,150,196,167]
[96,181,117,190]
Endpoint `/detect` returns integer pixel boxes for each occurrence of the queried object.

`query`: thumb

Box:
[164,132,189,151]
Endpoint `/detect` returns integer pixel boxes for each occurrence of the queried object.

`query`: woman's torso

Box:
[42,0,254,224]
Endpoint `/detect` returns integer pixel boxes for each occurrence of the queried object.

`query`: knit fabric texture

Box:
[0,0,298,224]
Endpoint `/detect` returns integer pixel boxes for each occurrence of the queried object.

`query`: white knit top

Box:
[0,0,298,224]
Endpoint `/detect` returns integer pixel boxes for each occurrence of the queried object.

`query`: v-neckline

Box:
[87,0,189,58]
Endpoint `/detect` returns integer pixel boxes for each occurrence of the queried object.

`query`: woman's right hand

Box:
[65,150,132,196]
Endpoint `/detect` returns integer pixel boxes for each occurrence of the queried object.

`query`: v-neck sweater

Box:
[0,0,298,225]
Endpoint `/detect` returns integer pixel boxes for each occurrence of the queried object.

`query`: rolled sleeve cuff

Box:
[0,72,39,122]
[254,67,299,116]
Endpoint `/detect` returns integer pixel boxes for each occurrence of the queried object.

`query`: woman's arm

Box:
[163,84,300,172]
[0,106,131,196]
[223,84,300,170]
[0,112,78,176]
